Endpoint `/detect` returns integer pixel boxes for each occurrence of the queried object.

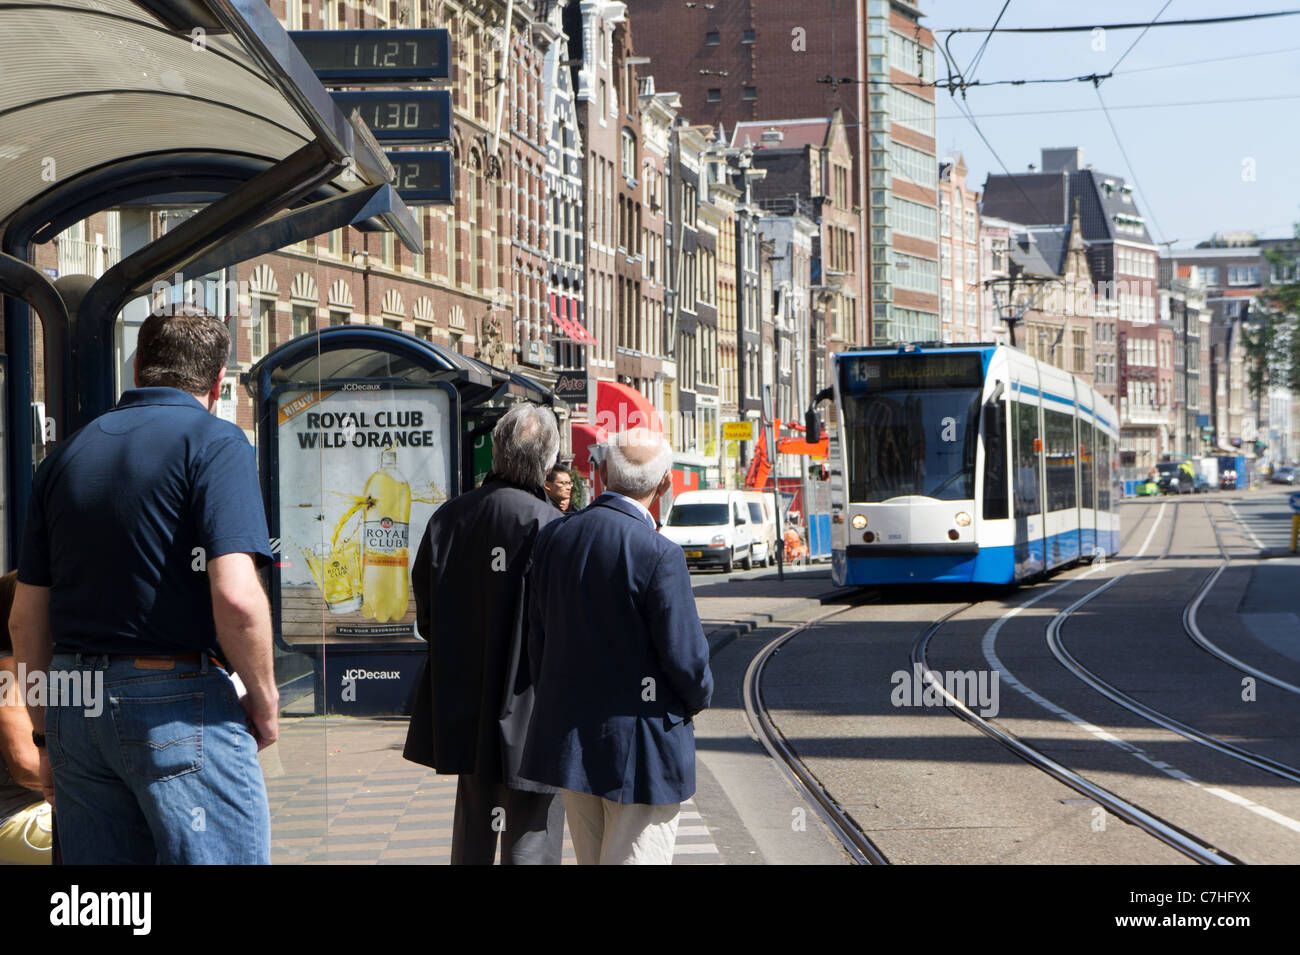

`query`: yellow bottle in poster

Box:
[360,447,411,622]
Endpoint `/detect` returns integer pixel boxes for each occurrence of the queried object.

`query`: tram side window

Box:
[1044,409,1078,512]
[982,398,1009,520]
[1012,401,1040,518]
[1096,433,1112,510]
[1080,422,1095,510]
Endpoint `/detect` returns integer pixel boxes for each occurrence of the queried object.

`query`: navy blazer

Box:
[403,477,559,793]
[521,493,713,805]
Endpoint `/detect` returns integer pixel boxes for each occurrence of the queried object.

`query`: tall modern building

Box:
[865,1,939,345]
[626,0,942,346]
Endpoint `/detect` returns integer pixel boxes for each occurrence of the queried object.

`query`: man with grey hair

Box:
[522,427,713,864]
[403,402,566,864]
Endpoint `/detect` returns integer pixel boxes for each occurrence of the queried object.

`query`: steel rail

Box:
[914,598,1238,865]
[1187,502,1300,696]
[741,600,890,865]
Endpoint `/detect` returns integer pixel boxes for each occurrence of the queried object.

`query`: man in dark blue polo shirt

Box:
[8,305,276,864]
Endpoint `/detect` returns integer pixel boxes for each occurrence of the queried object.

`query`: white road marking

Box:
[981,500,1300,841]
[1228,501,1266,551]
[672,843,721,854]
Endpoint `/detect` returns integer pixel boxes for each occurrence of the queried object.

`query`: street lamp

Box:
[351,249,371,324]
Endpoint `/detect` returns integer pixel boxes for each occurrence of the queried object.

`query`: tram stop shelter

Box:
[247,326,555,715]
[0,0,422,566]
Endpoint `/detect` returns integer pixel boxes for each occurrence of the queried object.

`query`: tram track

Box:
[1043,499,1300,785]
[1188,501,1300,696]
[743,499,1290,865]
[913,599,1240,865]
[915,503,1244,864]
[741,599,890,865]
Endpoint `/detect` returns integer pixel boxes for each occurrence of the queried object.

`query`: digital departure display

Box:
[290,29,450,82]
[840,353,984,393]
[330,91,451,142]
[385,151,453,204]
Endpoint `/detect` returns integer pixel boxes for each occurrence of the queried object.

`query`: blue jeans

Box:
[46,653,270,864]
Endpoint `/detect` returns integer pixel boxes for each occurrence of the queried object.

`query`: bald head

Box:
[603,429,673,499]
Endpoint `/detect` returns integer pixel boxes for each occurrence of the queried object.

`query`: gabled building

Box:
[983,146,1160,464]
[734,111,860,392]
[542,0,590,378]
[938,155,983,344]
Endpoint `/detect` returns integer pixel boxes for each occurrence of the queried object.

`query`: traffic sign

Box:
[1289,491,1300,513]
[290,29,451,83]
[723,421,757,441]
[330,90,451,143]
[385,151,453,205]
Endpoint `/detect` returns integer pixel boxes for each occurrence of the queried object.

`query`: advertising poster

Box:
[276,383,451,643]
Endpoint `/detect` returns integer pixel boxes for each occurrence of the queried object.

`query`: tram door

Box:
[1078,416,1097,558]
[1011,395,1045,577]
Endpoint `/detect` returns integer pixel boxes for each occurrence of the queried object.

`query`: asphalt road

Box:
[686,492,1300,865]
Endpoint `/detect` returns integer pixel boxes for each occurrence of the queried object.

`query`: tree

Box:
[1257,225,1300,397]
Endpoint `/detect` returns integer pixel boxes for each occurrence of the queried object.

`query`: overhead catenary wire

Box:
[894,41,1300,91]
[939,8,1300,34]
[962,0,1012,84]
[1094,84,1167,245]
[935,39,1055,226]
[1108,0,1174,73]
[936,92,1300,120]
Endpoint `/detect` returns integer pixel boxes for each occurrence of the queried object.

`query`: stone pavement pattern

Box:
[261,718,722,864]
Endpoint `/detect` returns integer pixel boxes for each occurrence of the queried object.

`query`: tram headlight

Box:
[954,511,972,527]
[851,514,867,529]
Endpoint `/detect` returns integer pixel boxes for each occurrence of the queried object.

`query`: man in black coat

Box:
[403,403,564,864]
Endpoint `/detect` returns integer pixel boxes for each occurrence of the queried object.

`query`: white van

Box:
[660,489,754,572]
[741,491,778,568]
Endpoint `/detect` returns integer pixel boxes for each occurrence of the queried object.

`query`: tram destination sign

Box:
[330,90,451,143]
[386,151,453,205]
[290,29,450,83]
[841,353,983,393]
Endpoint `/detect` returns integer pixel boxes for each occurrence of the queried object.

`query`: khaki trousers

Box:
[561,790,679,865]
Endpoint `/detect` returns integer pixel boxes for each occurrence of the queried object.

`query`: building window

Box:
[329,308,350,327]
[250,296,274,361]
[621,128,636,180]
[1227,265,1260,286]
[889,140,937,188]
[291,303,313,338]
[742,86,757,100]
[742,29,755,43]
[707,88,721,103]
[414,322,434,342]
[705,30,720,45]
[383,317,402,331]
[889,195,938,239]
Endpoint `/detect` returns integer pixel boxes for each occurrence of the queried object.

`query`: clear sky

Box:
[922,1,1300,249]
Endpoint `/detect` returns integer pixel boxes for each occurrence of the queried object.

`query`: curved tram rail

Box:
[744,500,1268,865]
[742,602,890,865]
[1045,499,1300,785]
[1188,501,1300,697]
[914,600,1241,865]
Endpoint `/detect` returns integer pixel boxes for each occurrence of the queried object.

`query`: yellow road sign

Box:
[722,421,756,441]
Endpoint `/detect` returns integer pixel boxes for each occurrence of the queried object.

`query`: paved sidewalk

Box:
[261,718,721,864]
[261,569,849,865]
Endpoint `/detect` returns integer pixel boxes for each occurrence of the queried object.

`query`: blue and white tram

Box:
[828,343,1120,587]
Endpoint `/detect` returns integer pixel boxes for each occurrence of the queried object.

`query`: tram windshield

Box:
[839,354,983,503]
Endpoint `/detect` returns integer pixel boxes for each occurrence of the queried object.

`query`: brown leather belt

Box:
[111,653,222,671]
